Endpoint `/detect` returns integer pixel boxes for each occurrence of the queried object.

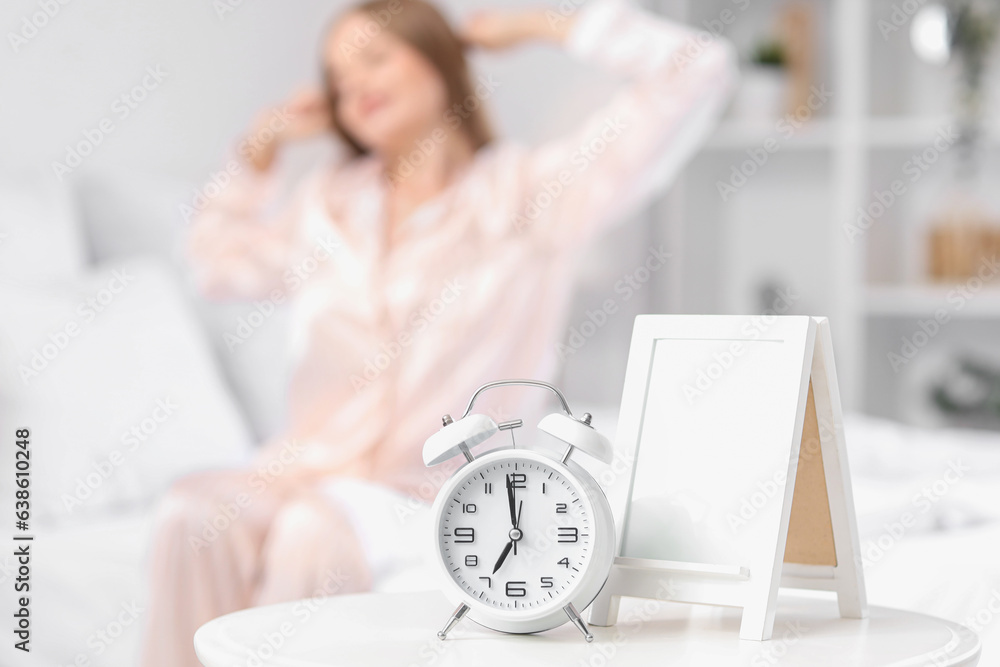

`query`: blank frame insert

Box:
[621,336,796,569]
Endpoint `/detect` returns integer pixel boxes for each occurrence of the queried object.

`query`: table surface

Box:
[194,590,981,667]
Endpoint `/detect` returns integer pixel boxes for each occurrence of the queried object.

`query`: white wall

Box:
[1,0,623,179]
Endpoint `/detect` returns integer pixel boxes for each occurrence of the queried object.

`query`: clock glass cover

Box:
[439,456,594,611]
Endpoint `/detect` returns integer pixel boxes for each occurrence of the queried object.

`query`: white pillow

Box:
[0,258,254,525]
[0,172,86,283]
[73,167,190,266]
[74,168,292,441]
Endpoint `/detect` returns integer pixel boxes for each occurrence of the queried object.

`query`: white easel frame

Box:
[589,315,867,640]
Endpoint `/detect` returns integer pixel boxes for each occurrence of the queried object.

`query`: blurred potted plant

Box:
[730,37,789,120]
[951,1,999,173]
[730,4,817,122]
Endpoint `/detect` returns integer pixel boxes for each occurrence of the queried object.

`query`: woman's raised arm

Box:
[188,89,334,299]
[472,0,738,245]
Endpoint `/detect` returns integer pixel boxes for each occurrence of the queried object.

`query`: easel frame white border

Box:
[589,315,867,640]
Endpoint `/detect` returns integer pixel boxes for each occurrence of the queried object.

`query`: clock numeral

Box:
[557,527,579,543]
[465,555,478,567]
[542,482,546,494]
[462,503,477,514]
[540,576,554,588]
[505,581,527,598]
[479,576,492,589]
[484,482,493,494]
[558,557,570,568]
[555,502,568,514]
[454,527,475,543]
[509,473,526,489]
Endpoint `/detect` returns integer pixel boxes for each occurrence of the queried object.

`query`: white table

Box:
[194,590,981,667]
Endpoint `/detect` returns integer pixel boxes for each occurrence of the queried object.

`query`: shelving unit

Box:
[866,285,1000,319]
[865,117,1000,148]
[704,119,836,151]
[650,0,1000,423]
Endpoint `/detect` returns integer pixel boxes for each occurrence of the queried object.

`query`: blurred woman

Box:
[141,1,736,665]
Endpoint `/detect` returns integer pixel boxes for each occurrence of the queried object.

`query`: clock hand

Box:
[513,500,523,555]
[506,474,517,527]
[494,499,523,570]
[492,540,513,574]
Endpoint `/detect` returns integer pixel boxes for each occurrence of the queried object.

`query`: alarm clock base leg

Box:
[564,603,594,642]
[436,603,469,640]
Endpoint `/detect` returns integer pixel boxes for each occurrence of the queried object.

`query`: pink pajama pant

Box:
[139,468,372,667]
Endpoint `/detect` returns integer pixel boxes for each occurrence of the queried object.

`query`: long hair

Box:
[323,0,493,156]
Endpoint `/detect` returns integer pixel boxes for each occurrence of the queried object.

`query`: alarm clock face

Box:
[436,451,605,621]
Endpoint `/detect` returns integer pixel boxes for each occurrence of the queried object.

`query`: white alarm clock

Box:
[422,379,615,642]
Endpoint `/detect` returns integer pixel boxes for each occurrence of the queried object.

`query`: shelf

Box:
[865,284,1000,319]
[866,116,1000,149]
[702,117,1000,153]
[704,118,835,151]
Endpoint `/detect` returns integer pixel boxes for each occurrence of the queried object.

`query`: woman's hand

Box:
[461,9,574,51]
[246,87,332,172]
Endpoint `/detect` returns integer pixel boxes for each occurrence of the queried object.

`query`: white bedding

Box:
[844,413,1000,664]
